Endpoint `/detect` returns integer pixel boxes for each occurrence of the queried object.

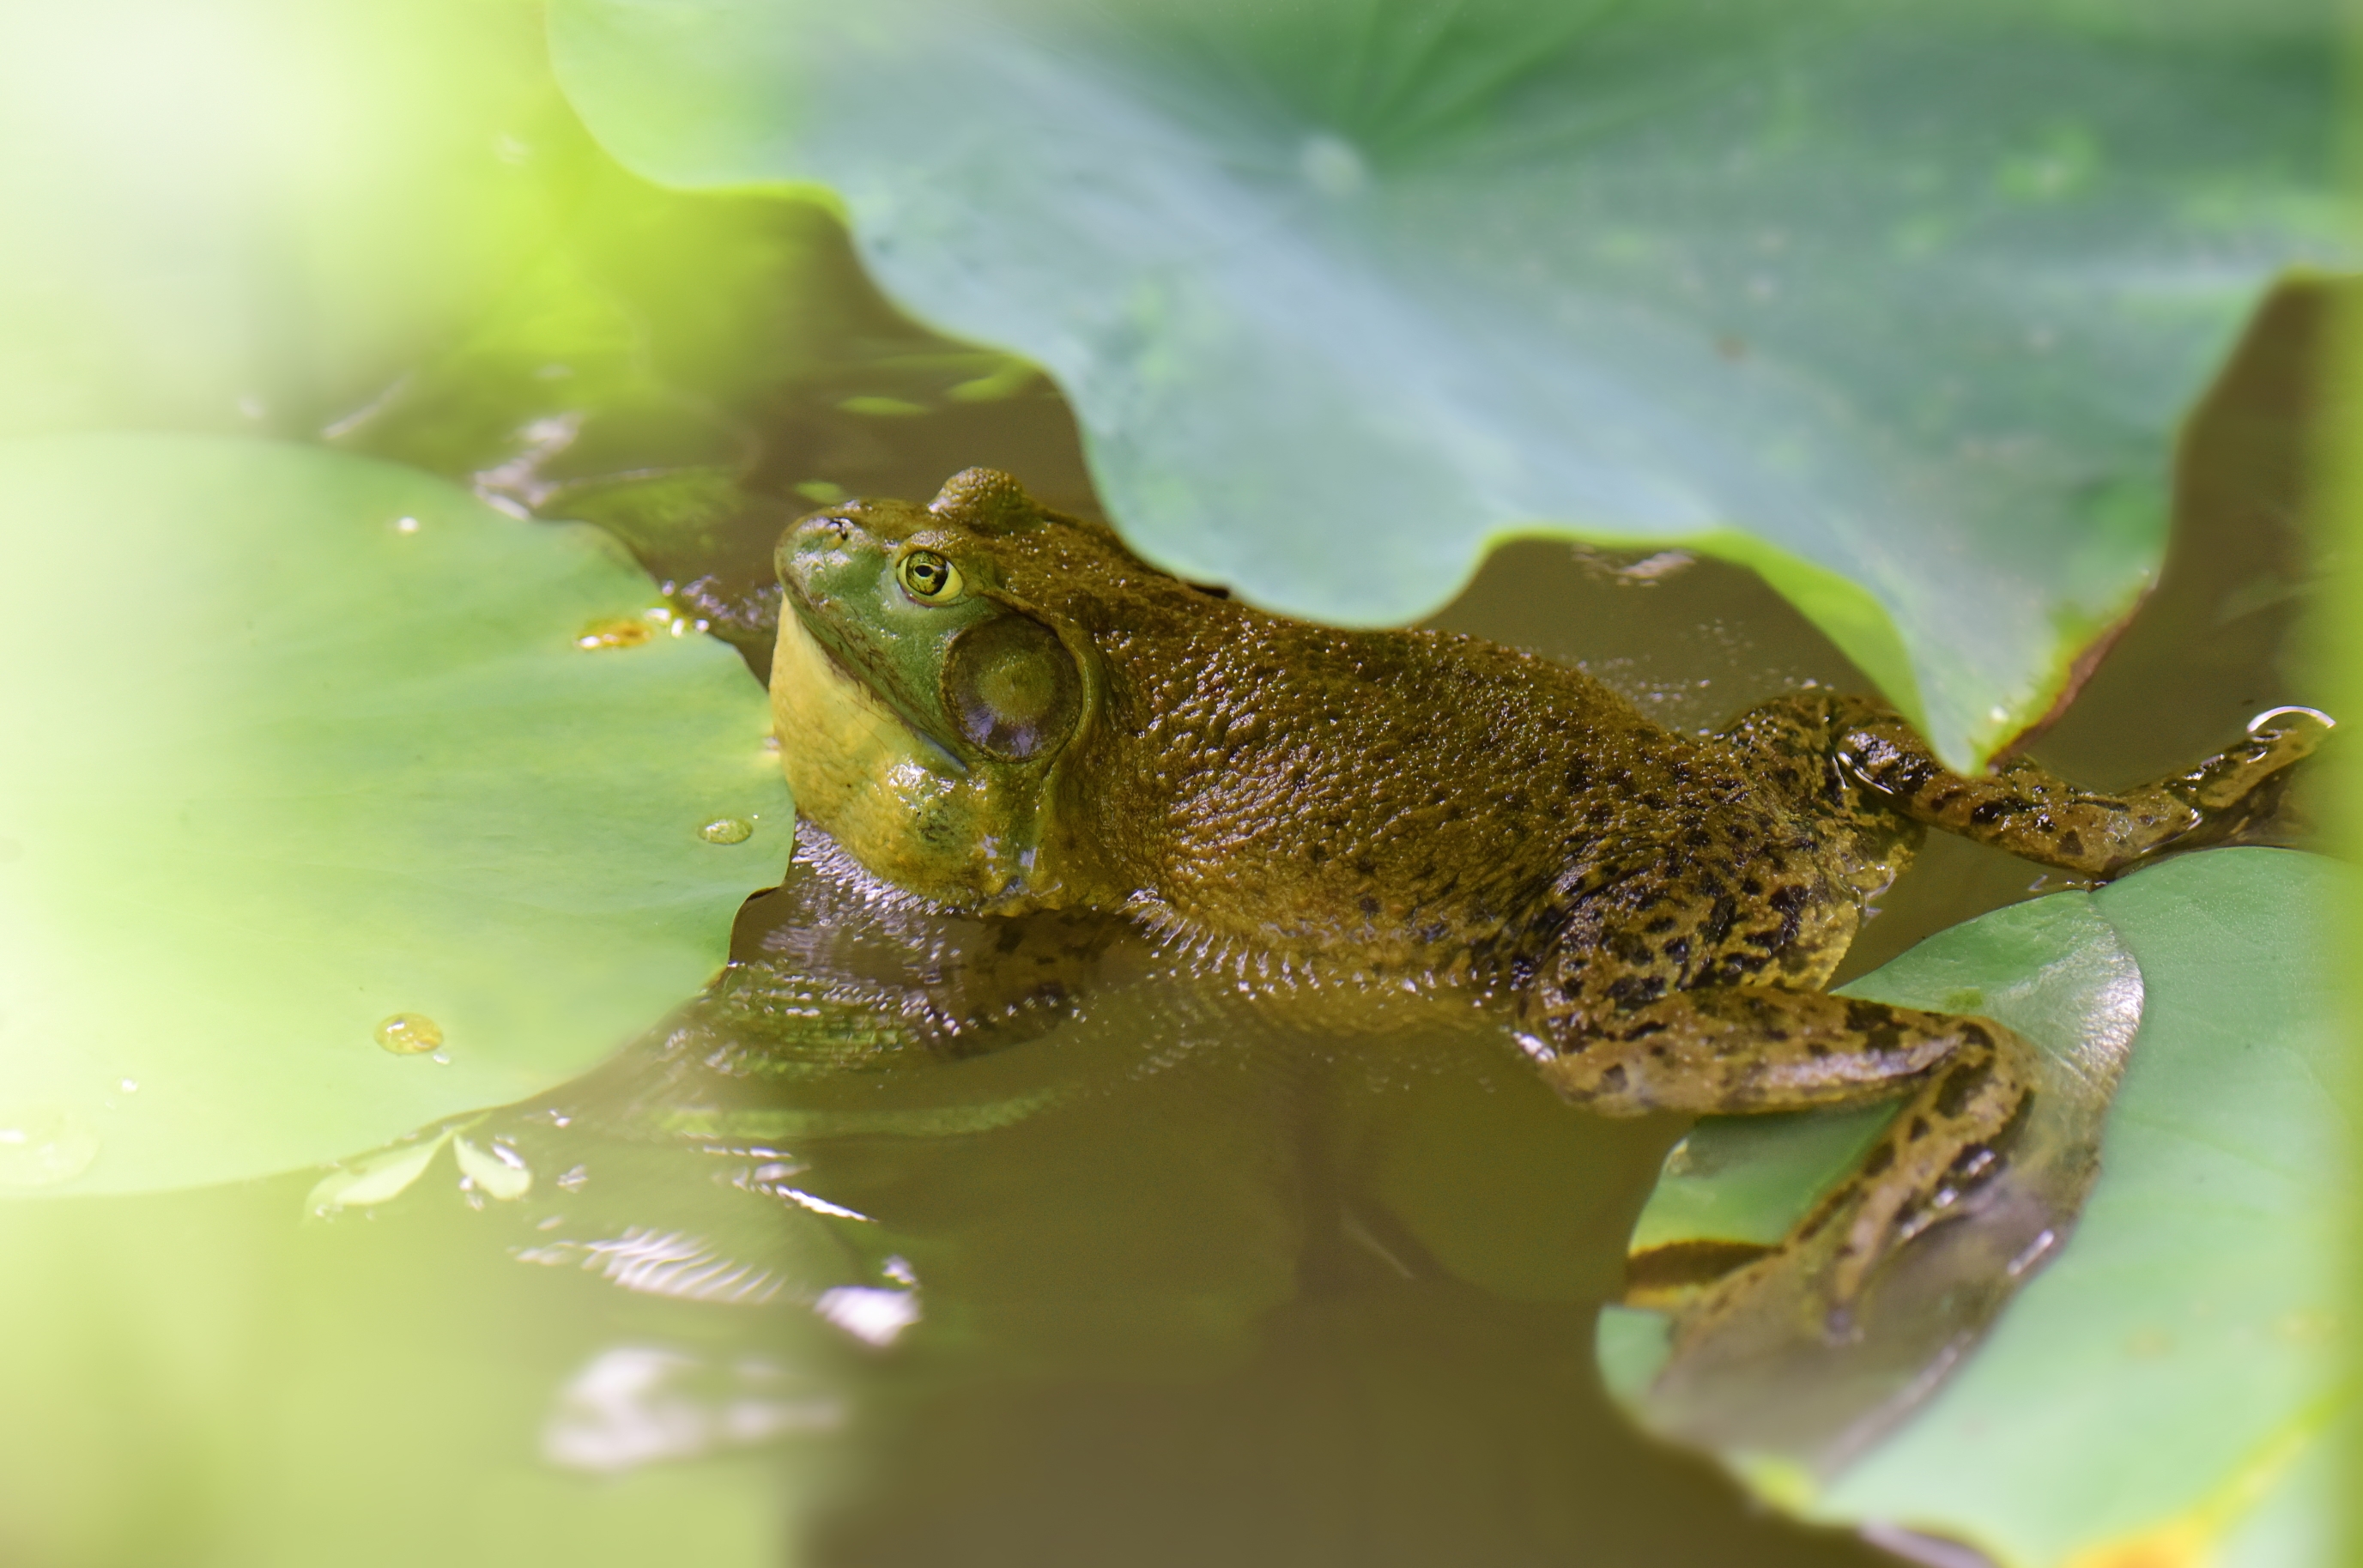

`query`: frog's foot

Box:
[1722,1019,2035,1332]
[1821,695,2331,877]
[2148,706,2333,851]
[1517,976,2037,1335]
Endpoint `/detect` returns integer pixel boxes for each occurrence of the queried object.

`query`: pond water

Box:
[0,214,2330,1567]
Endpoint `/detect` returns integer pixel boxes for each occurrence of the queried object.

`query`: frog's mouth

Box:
[779,584,881,698]
[776,585,970,775]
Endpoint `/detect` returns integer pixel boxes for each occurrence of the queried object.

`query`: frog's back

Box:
[765,467,1868,990]
[1072,600,1836,988]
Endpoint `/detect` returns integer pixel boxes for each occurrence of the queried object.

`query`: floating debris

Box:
[574,616,656,651]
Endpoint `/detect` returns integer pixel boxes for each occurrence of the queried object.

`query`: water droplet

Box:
[393,515,421,535]
[700,817,754,845]
[1298,132,1367,198]
[0,1107,100,1189]
[374,1013,444,1055]
[118,1078,138,1093]
[575,617,654,651]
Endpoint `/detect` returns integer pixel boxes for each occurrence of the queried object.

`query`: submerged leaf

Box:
[455,1135,535,1202]
[0,436,789,1195]
[306,1129,455,1214]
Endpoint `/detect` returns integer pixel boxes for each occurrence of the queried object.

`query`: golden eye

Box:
[896,548,963,602]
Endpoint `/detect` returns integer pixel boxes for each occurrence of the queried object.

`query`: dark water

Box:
[0,193,2329,1566]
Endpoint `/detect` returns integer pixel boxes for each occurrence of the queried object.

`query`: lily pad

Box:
[1599,848,2351,1567]
[548,0,2342,770]
[0,434,789,1196]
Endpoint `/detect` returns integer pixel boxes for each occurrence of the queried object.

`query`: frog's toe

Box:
[2245,703,2336,744]
[2184,705,2333,812]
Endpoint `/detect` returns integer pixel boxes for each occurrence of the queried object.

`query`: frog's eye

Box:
[896,549,964,603]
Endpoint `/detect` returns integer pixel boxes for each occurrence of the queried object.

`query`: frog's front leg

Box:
[736,825,1117,1058]
[1512,881,2036,1320]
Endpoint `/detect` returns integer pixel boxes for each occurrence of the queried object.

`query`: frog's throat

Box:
[769,602,1068,913]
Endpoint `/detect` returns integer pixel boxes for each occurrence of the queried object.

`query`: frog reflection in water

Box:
[767,467,2321,1333]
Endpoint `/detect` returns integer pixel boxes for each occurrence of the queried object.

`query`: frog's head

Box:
[771,467,1122,912]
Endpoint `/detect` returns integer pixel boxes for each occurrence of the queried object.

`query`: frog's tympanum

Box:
[768,467,2322,1333]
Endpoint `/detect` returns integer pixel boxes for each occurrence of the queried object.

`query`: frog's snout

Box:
[800,512,858,548]
[778,512,869,590]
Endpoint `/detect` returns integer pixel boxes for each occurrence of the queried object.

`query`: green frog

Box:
[767,466,2322,1331]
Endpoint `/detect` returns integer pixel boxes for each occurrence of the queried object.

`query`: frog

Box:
[766,465,2324,1334]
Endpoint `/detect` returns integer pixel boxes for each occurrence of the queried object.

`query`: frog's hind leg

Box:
[1515,881,2037,1319]
[1734,691,2328,878]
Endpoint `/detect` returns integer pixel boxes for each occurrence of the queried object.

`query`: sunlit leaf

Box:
[547,0,2342,769]
[0,435,788,1195]
[1599,849,2350,1568]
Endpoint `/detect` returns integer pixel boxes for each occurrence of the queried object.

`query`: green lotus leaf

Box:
[0,434,789,1196]
[1599,848,2350,1568]
[547,0,2342,769]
